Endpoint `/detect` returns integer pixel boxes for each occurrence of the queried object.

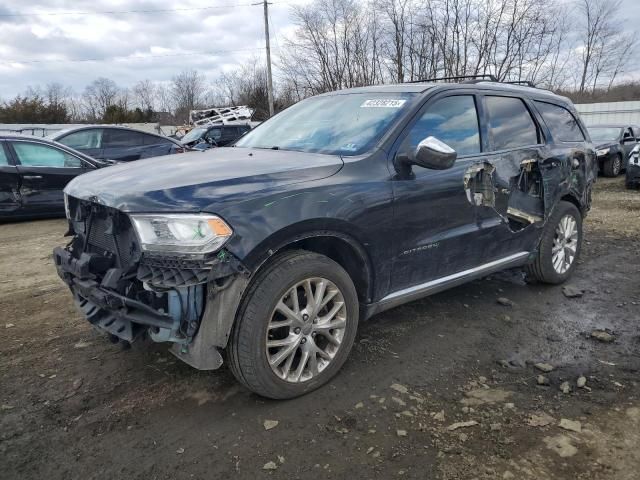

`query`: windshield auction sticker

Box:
[360,99,407,108]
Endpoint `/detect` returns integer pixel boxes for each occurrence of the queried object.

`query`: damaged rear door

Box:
[463,94,548,262]
[0,141,21,216]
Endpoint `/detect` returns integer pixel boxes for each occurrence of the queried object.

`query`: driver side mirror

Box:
[413,136,457,170]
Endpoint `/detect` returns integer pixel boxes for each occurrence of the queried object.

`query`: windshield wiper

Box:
[270,146,280,150]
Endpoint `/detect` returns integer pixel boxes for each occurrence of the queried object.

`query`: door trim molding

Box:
[366,251,531,317]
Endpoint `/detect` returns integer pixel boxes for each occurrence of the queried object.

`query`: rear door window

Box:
[58,129,103,149]
[104,129,147,148]
[404,95,481,156]
[143,133,169,145]
[485,96,539,151]
[534,101,585,142]
[223,127,237,138]
[207,128,223,141]
[13,142,82,167]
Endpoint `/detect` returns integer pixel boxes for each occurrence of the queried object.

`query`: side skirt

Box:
[363,251,532,319]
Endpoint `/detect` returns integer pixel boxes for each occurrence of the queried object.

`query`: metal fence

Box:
[575,101,640,126]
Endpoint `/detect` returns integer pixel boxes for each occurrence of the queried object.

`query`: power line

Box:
[0,3,283,17]
[1,47,264,66]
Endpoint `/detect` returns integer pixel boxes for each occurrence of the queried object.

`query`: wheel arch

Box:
[560,193,584,216]
[240,219,375,304]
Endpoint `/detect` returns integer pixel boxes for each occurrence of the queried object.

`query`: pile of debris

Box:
[189,106,254,126]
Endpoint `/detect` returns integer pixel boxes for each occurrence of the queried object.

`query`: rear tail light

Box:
[173,147,185,154]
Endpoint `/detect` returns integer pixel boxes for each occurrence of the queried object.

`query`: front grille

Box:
[80,202,138,269]
[88,216,118,254]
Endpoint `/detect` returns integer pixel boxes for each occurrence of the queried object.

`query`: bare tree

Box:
[131,79,157,112]
[575,0,631,93]
[281,0,383,94]
[171,70,208,122]
[212,59,273,119]
[155,83,174,114]
[83,77,119,121]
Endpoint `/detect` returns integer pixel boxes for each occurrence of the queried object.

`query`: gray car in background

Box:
[49,125,186,162]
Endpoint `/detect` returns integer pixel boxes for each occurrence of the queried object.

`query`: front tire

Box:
[525,201,583,284]
[227,250,359,399]
[602,154,622,177]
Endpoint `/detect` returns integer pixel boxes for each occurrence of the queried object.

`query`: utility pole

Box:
[262,0,275,117]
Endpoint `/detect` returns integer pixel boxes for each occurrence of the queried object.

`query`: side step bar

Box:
[366,252,531,317]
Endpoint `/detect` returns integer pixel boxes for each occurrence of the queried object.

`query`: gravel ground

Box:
[1,177,639,480]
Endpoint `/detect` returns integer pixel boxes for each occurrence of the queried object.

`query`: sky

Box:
[0,0,639,98]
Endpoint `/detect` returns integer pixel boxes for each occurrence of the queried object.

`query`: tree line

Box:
[0,0,636,125]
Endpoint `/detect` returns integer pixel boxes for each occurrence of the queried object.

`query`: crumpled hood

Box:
[64,147,343,212]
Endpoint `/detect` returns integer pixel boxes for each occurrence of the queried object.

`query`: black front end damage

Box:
[54,197,248,369]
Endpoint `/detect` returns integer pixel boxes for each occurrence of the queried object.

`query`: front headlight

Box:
[129,214,233,255]
[596,148,610,156]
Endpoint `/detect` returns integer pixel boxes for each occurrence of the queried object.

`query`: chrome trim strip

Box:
[380,252,530,303]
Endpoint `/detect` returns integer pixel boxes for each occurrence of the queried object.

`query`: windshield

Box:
[235,92,417,155]
[588,127,621,143]
[181,127,207,144]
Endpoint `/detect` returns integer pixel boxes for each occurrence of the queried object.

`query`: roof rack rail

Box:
[405,74,499,84]
[503,80,537,87]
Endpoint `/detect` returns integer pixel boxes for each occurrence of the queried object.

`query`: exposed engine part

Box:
[148,285,205,344]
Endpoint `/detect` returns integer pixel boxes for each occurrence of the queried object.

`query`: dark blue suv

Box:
[54,79,597,398]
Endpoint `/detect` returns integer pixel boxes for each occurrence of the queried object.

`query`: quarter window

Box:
[405,95,481,156]
[486,96,538,150]
[534,101,585,142]
[13,142,82,167]
[58,129,103,149]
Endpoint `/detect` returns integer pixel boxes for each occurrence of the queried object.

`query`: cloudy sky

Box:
[0,0,639,98]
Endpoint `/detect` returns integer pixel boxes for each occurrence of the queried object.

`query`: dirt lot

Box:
[1,177,639,480]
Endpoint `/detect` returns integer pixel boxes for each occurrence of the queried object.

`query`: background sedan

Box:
[0,135,110,220]
[50,125,186,162]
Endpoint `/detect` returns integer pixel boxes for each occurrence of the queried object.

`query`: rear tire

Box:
[227,250,359,399]
[602,154,622,177]
[525,201,583,284]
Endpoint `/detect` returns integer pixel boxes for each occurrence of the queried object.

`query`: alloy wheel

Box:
[552,214,579,274]
[266,277,347,383]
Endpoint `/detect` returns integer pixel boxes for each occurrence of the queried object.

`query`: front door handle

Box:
[23,175,43,180]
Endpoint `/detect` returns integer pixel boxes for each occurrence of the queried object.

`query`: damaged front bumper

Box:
[54,198,249,370]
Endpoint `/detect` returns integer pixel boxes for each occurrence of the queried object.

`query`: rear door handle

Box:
[23,175,43,179]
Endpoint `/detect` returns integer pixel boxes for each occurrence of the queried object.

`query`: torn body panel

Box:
[463,147,593,235]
